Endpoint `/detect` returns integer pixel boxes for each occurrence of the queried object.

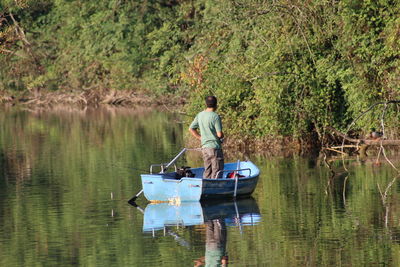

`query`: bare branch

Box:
[9,12,31,46]
[0,48,28,59]
[338,100,400,170]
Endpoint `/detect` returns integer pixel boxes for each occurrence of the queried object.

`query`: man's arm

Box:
[215,115,224,140]
[189,128,201,141]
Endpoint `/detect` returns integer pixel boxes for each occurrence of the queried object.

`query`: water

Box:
[1,107,400,266]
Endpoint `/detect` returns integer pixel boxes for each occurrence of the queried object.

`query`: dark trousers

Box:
[202,148,224,179]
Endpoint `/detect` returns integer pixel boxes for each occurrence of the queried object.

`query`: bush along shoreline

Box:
[1,1,400,153]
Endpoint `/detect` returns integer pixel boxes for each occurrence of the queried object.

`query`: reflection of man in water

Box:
[194,219,228,267]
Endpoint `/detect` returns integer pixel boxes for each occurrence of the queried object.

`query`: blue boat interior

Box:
[161,161,258,180]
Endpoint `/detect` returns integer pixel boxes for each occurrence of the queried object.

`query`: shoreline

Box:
[0,89,186,107]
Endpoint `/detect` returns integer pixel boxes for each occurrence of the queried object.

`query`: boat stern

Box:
[141,174,203,202]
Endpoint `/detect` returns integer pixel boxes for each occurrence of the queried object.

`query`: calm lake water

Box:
[1,107,400,266]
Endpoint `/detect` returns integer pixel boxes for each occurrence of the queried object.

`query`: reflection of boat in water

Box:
[142,197,261,232]
[136,198,261,266]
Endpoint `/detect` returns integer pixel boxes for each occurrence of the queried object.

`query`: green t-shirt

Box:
[189,111,222,149]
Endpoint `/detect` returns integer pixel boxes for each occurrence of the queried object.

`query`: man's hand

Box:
[189,128,201,141]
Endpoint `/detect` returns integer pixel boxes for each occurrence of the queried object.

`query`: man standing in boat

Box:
[189,96,224,179]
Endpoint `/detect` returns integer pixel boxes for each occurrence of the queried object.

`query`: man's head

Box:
[205,96,217,109]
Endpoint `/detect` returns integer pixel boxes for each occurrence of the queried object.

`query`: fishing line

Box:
[108,163,177,178]
[128,166,181,178]
[129,166,152,174]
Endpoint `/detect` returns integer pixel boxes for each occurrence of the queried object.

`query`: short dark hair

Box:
[205,96,217,108]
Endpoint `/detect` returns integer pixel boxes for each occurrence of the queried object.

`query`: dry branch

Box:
[326,126,400,146]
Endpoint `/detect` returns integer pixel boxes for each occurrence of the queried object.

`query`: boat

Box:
[141,198,261,232]
[139,148,260,202]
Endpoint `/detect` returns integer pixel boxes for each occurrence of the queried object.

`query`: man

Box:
[189,96,224,179]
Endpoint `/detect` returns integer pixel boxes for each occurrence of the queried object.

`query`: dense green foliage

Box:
[1,0,400,140]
